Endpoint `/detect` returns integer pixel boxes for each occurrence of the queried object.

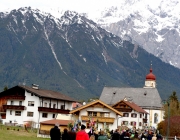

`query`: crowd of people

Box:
[50,124,163,140]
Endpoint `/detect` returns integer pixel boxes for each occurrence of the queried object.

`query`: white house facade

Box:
[112,99,148,130]
[70,100,123,132]
[0,85,76,128]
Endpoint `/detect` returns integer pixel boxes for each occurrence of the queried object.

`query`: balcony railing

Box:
[3,105,26,110]
[81,115,115,123]
[38,107,70,114]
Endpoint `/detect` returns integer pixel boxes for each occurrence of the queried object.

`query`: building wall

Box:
[3,90,73,127]
[72,106,119,131]
[117,111,145,130]
[56,114,72,120]
[145,109,163,128]
[144,80,156,88]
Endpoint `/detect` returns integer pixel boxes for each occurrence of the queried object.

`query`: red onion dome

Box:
[146,67,156,80]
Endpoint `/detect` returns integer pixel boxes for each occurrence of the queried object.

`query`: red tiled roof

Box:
[124,101,148,113]
[72,102,82,109]
[40,119,74,126]
[112,100,148,114]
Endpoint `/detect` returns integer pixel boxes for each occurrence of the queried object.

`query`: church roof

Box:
[99,87,162,109]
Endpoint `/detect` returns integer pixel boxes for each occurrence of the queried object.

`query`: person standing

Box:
[152,134,157,140]
[111,129,120,140]
[98,130,108,140]
[68,131,77,140]
[50,123,61,140]
[62,128,69,140]
[76,124,90,140]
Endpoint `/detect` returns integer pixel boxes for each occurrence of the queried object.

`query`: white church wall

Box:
[145,109,163,128]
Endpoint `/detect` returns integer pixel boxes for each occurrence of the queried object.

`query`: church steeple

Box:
[144,63,156,88]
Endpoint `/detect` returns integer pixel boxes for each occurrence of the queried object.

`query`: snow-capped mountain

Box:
[84,0,180,68]
[1,7,180,99]
[7,0,179,69]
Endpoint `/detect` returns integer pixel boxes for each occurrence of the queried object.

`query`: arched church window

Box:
[154,113,158,123]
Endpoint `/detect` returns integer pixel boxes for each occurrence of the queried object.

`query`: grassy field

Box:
[0,125,48,140]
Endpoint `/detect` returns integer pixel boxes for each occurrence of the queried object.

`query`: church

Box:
[99,65,164,128]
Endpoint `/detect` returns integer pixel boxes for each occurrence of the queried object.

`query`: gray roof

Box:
[99,87,162,109]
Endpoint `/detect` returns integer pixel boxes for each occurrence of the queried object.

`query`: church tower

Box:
[144,64,156,88]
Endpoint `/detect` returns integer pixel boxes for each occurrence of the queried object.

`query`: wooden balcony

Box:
[38,107,70,114]
[3,105,26,110]
[81,115,115,123]
[5,95,25,100]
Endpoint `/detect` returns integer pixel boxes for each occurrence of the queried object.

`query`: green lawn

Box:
[0,125,49,140]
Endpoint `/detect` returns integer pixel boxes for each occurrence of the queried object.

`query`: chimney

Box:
[32,84,39,90]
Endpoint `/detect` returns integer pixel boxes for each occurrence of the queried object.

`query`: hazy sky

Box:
[0,0,119,12]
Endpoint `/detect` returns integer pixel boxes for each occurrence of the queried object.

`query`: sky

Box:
[0,0,119,12]
[0,0,162,12]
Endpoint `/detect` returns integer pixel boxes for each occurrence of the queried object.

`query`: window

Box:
[61,105,65,109]
[52,114,55,118]
[44,102,47,107]
[53,104,56,109]
[93,112,97,116]
[10,110,12,115]
[139,122,142,126]
[15,111,21,116]
[104,113,109,117]
[154,113,158,124]
[122,121,128,125]
[130,121,136,126]
[99,112,109,117]
[31,93,33,96]
[28,101,34,106]
[42,113,48,118]
[140,114,142,118]
[49,103,51,108]
[27,112,34,117]
[19,101,22,106]
[123,113,129,117]
[100,112,104,117]
[11,101,14,105]
[88,111,92,117]
[88,111,100,117]
[145,114,147,119]
[131,113,137,118]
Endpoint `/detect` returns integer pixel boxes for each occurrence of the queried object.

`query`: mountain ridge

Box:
[84,0,180,69]
[0,7,180,100]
